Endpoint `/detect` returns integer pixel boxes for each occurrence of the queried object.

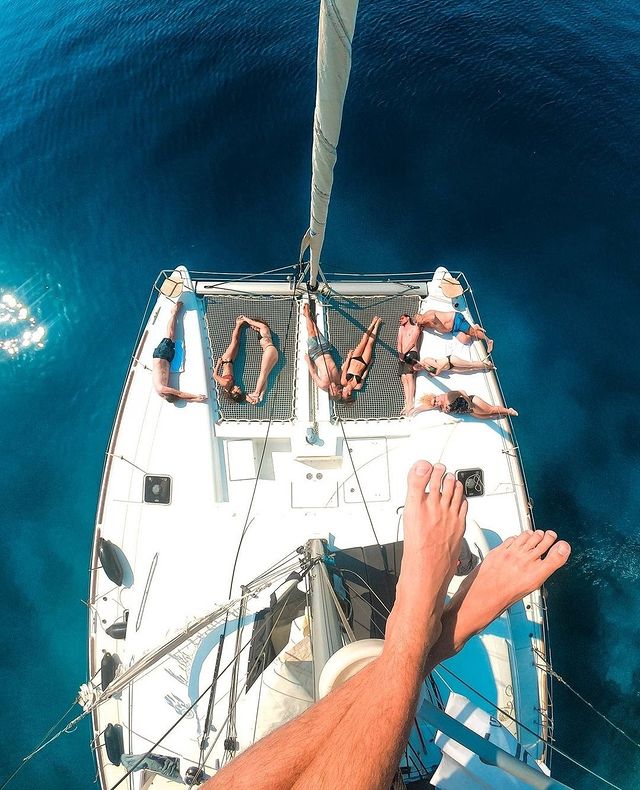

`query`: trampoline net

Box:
[204,295,299,421]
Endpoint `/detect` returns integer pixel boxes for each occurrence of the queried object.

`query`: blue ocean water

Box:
[0,0,639,787]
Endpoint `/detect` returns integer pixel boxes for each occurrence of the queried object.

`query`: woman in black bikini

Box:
[411,390,518,419]
[238,316,279,404]
[414,355,494,377]
[213,316,246,402]
[340,316,382,400]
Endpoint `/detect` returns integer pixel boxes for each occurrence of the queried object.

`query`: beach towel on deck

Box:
[170,339,184,373]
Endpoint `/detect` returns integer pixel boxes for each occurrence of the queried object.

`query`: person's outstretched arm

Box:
[159,385,207,402]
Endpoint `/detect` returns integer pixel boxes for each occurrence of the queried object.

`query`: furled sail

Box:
[300,0,359,287]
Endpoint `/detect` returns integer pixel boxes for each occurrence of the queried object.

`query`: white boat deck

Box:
[88,268,549,788]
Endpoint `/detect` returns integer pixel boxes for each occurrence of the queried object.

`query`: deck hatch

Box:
[143,475,172,504]
[456,468,484,497]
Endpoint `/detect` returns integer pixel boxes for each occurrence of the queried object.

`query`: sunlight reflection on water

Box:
[0,290,46,356]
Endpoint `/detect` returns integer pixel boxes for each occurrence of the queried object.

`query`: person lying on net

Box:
[202,461,570,790]
[397,313,421,415]
[236,316,279,404]
[302,302,344,401]
[341,316,383,402]
[152,301,207,403]
[213,316,247,403]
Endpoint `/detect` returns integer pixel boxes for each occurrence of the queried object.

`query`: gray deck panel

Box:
[322,295,421,421]
[204,295,299,421]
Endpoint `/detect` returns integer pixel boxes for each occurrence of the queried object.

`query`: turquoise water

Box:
[1,1,639,787]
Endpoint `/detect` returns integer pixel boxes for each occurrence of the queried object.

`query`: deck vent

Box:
[144,475,172,504]
[456,468,484,497]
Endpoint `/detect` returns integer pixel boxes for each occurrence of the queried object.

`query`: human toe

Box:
[531,530,558,558]
[405,460,433,507]
[440,472,456,506]
[540,540,571,573]
[428,463,446,496]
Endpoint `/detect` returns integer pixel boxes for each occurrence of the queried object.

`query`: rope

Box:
[533,648,640,751]
[436,664,624,790]
[110,561,310,789]
[196,268,304,773]
[0,703,87,790]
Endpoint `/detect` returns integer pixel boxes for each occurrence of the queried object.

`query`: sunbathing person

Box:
[411,390,517,418]
[414,309,493,353]
[213,316,246,402]
[303,302,343,401]
[397,314,422,415]
[238,315,279,404]
[415,354,494,376]
[341,316,382,401]
[151,301,207,403]
[202,461,570,789]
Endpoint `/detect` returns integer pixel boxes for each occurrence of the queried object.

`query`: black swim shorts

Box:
[398,350,419,375]
[152,337,176,362]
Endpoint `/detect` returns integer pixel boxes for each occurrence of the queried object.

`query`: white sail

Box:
[300,0,359,286]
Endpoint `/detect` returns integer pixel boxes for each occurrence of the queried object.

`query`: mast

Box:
[300,0,359,288]
[307,539,343,697]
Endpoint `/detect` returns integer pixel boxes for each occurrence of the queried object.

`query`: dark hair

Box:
[342,394,356,404]
[222,388,246,403]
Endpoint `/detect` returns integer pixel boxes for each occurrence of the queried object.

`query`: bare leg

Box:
[429,529,570,664]
[166,301,182,341]
[292,463,466,790]
[202,470,569,790]
[247,346,279,404]
[447,355,494,373]
[351,316,381,359]
[458,325,494,354]
[220,317,245,362]
[303,302,320,339]
[400,372,415,416]
[470,394,518,418]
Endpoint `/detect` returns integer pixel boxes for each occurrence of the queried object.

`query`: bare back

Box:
[152,358,170,393]
[415,310,454,333]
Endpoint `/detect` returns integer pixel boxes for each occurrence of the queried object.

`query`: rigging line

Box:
[336,412,386,557]
[532,648,640,751]
[192,571,312,782]
[435,665,624,790]
[0,661,103,790]
[309,297,386,566]
[199,270,304,749]
[339,575,392,639]
[192,263,300,292]
[0,710,90,790]
[405,735,430,779]
[225,269,303,602]
[110,564,309,790]
[0,701,84,790]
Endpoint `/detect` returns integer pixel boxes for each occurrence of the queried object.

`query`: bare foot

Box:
[385,462,467,666]
[486,338,494,354]
[247,391,264,404]
[507,407,518,416]
[194,394,207,402]
[430,530,571,664]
